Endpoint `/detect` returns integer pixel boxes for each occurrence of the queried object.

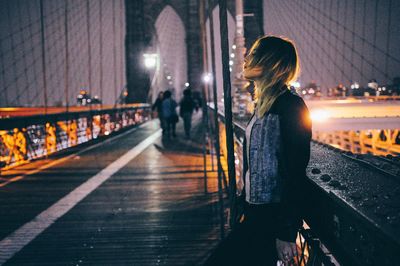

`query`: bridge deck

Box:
[0,114,222,265]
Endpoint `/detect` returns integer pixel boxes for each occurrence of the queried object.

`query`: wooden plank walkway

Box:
[0,113,224,265]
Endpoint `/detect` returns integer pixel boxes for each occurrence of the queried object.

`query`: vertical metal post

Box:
[350,0,356,83]
[99,0,103,106]
[208,0,225,239]
[86,0,93,139]
[39,0,48,114]
[39,0,49,157]
[112,0,118,105]
[206,0,215,173]
[120,0,124,95]
[218,0,238,228]
[199,0,208,194]
[64,0,69,112]
[360,0,366,81]
[385,0,392,79]
[372,0,379,79]
[86,0,92,94]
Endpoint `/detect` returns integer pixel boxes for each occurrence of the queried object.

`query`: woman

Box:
[161,90,178,138]
[205,36,311,265]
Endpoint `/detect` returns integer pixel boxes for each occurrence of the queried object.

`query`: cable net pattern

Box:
[263,0,400,90]
[0,0,126,107]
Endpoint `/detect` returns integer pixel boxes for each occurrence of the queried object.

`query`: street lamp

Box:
[203,73,212,83]
[143,53,158,69]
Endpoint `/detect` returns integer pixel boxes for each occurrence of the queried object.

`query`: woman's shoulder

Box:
[273,89,308,114]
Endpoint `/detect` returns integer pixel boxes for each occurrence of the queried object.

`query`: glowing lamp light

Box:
[143,53,158,69]
[203,73,212,83]
[310,109,330,122]
[185,82,190,87]
[232,44,237,49]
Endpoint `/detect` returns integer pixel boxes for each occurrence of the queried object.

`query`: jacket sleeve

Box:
[276,96,312,242]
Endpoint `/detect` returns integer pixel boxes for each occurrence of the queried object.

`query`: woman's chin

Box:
[243,74,253,80]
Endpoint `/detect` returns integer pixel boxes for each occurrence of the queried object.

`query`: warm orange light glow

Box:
[310,109,330,122]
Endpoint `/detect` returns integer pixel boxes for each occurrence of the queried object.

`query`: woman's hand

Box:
[276,238,297,265]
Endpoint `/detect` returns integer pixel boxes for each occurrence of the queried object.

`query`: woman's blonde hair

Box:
[245,36,300,117]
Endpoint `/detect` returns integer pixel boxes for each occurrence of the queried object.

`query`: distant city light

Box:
[232,44,237,49]
[230,53,235,58]
[166,75,171,80]
[143,53,158,69]
[351,82,360,89]
[290,81,301,88]
[368,80,378,90]
[310,109,330,122]
[229,60,234,66]
[185,82,190,87]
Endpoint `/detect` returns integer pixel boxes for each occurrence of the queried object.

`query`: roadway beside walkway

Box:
[0,112,223,265]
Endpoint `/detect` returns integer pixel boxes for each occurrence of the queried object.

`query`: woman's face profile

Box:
[243,45,263,81]
[243,65,263,80]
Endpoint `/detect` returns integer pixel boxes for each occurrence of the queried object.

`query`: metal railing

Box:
[0,104,151,170]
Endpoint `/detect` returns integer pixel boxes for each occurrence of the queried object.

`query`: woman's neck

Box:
[253,79,262,90]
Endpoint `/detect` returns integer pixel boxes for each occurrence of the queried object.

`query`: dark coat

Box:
[179,96,195,116]
[242,88,312,241]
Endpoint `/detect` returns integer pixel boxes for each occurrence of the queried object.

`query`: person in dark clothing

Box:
[179,88,195,139]
[204,36,311,266]
[162,90,178,138]
[152,91,164,132]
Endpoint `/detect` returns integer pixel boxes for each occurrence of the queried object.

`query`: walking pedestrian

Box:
[152,91,164,132]
[179,88,195,139]
[204,36,312,265]
[162,90,178,138]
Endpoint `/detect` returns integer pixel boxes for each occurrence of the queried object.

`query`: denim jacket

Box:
[241,89,312,241]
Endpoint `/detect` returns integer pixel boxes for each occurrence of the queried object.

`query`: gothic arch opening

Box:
[152,5,187,102]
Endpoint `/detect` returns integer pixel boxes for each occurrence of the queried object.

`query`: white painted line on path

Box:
[0,129,162,265]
